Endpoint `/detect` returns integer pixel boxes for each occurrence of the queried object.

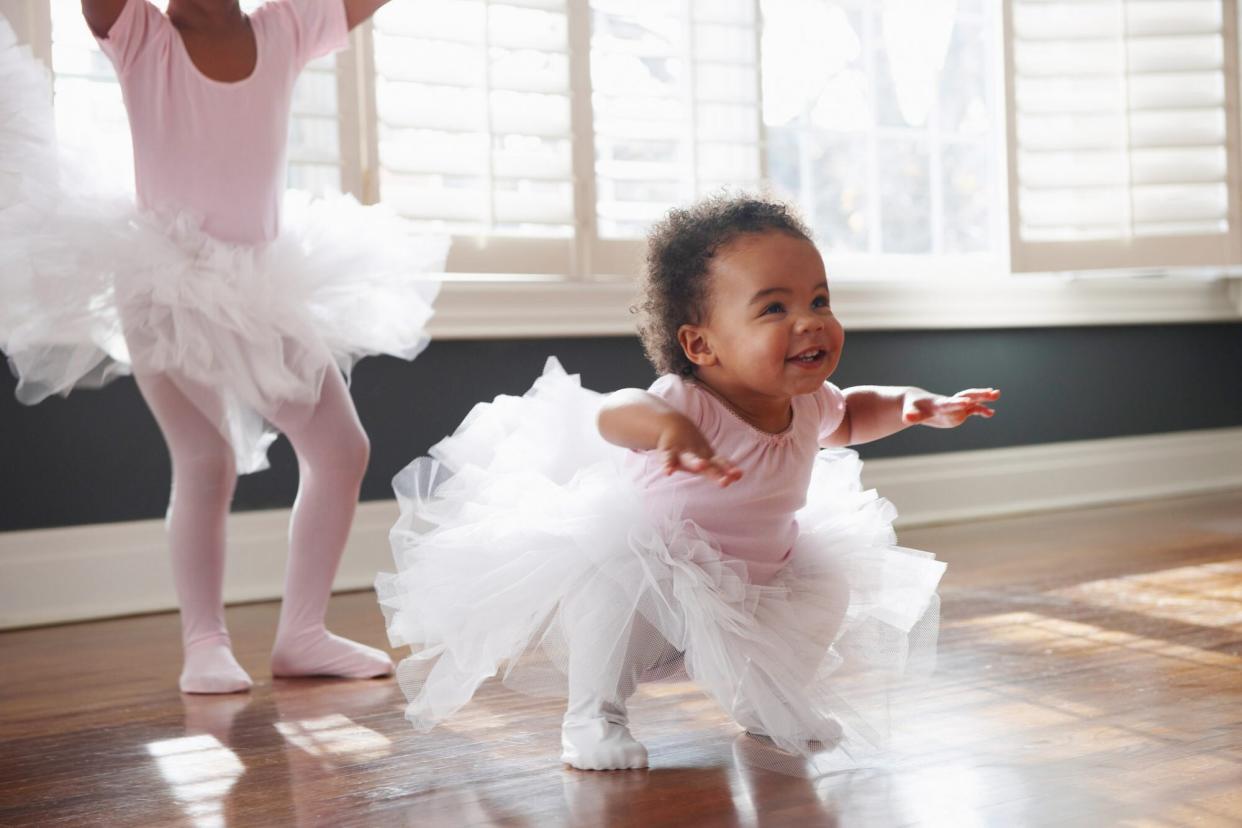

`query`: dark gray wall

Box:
[3,323,1241,532]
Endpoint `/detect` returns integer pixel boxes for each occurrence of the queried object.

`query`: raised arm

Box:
[822,386,999,447]
[82,0,128,38]
[344,0,391,30]
[598,389,742,486]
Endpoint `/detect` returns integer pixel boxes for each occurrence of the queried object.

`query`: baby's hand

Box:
[656,413,743,487]
[902,388,1000,428]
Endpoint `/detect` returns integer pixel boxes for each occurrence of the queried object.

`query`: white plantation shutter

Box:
[371,0,578,275]
[371,0,764,279]
[590,0,763,240]
[1004,0,1242,272]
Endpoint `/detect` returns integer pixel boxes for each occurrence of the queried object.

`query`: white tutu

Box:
[0,21,448,472]
[377,359,946,764]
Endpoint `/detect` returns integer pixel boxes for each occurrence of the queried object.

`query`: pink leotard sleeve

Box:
[95,0,164,75]
[814,382,847,444]
[647,374,721,434]
[263,0,349,67]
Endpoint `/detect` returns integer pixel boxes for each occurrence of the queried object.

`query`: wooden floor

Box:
[2,491,1241,827]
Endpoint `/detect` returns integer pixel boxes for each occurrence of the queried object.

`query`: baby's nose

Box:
[795,312,824,332]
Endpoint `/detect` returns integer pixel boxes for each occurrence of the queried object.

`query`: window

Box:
[372,0,575,237]
[48,0,133,191]
[9,0,1242,332]
[370,0,578,277]
[285,52,343,194]
[1004,0,1242,272]
[587,0,766,276]
[763,0,1002,275]
[590,0,762,239]
[32,0,1004,278]
[369,0,1003,279]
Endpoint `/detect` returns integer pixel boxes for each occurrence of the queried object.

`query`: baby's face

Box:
[694,231,843,398]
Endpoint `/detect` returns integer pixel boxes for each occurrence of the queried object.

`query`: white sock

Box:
[561,699,648,771]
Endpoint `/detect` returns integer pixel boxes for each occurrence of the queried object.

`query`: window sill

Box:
[425,274,1242,340]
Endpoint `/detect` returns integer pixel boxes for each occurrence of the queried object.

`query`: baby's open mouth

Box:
[787,349,827,365]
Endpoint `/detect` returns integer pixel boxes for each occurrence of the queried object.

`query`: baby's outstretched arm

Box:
[598,390,742,486]
[823,386,999,447]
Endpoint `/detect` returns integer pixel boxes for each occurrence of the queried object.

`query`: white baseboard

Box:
[2,427,1241,630]
[0,501,402,631]
[860,426,1242,526]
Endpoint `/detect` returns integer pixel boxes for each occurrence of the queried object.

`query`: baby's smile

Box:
[786,347,829,369]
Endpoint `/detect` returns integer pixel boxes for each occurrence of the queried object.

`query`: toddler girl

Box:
[378,196,997,770]
[0,0,445,693]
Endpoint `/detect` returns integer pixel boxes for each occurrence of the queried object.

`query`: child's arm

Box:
[822,386,999,447]
[598,389,742,486]
[82,0,128,38]
[344,0,393,30]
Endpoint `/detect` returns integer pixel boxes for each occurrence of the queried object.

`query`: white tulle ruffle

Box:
[0,20,447,473]
[377,358,945,765]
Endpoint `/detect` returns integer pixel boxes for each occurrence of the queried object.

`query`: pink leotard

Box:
[630,376,847,584]
[97,0,347,243]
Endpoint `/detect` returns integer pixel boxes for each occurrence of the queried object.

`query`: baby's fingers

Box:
[676,451,711,472]
[668,451,742,486]
[682,452,742,485]
[663,450,707,475]
[707,457,744,487]
[954,388,1001,401]
[665,449,697,475]
[941,402,995,423]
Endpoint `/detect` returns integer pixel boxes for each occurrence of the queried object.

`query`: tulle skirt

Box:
[377,359,946,765]
[0,20,447,473]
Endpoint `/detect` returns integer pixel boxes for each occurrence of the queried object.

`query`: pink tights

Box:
[137,368,393,694]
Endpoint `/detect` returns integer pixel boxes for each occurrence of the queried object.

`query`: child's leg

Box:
[561,589,676,770]
[267,369,393,679]
[135,373,252,694]
[736,564,850,742]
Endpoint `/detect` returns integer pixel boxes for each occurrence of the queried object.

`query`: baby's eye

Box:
[812,295,830,309]
[761,301,786,316]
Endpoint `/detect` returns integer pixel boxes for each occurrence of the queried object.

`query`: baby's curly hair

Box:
[636,193,814,376]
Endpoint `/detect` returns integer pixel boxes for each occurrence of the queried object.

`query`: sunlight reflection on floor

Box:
[146,734,244,828]
[275,714,392,763]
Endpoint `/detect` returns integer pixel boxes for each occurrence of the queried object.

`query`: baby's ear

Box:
[677,324,717,367]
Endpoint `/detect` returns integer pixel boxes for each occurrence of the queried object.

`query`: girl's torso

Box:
[95,0,348,244]
[628,375,846,584]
